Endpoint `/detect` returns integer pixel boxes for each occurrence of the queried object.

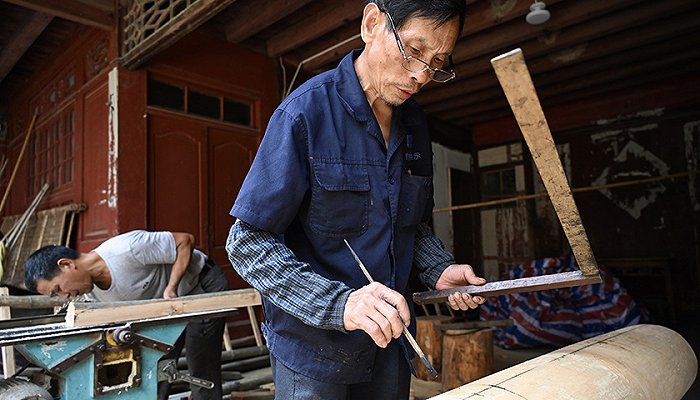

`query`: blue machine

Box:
[0,309,235,399]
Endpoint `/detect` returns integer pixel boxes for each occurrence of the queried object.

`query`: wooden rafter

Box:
[0,11,52,83]
[298,0,567,71]
[3,0,113,30]
[419,0,697,110]
[265,0,363,57]
[120,0,235,69]
[224,0,314,44]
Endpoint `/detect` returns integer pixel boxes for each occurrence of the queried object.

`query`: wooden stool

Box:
[415,315,453,380]
[440,328,493,392]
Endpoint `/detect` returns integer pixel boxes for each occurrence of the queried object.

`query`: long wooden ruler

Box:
[414,49,601,305]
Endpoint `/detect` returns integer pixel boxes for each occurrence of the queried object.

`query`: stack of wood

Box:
[169,343,274,400]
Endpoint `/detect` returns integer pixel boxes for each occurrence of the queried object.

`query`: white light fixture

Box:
[526,1,551,25]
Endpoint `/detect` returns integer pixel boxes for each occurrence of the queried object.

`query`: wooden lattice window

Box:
[123,0,197,55]
[28,108,75,196]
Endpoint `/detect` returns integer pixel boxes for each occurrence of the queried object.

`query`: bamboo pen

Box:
[343,239,439,379]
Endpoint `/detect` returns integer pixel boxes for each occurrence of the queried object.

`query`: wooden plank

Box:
[224,0,314,43]
[413,271,601,305]
[3,0,113,30]
[120,0,235,69]
[265,0,363,57]
[65,289,261,328]
[0,11,52,83]
[0,288,15,378]
[490,48,598,276]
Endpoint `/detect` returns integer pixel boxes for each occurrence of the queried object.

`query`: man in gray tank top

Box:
[24,230,229,400]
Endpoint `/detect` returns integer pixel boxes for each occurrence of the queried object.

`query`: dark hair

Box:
[24,245,79,292]
[367,0,467,36]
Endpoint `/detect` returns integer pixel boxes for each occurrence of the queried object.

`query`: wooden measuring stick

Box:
[414,48,601,305]
[490,48,599,276]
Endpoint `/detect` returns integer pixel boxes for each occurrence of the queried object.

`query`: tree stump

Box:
[415,315,453,381]
[440,328,493,392]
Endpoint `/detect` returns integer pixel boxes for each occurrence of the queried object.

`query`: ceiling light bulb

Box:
[526,1,551,25]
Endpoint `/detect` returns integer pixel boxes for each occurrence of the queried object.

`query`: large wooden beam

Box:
[65,289,261,328]
[3,0,113,30]
[265,0,363,57]
[429,324,698,400]
[0,10,53,83]
[121,0,235,69]
[224,0,314,43]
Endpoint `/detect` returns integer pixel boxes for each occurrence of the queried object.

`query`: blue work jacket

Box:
[231,50,434,383]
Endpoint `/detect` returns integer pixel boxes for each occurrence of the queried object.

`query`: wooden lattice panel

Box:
[122,0,197,54]
[0,203,85,289]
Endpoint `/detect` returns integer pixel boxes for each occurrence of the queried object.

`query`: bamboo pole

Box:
[0,112,38,217]
[433,161,697,213]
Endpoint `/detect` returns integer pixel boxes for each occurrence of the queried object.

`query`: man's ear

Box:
[57,258,74,270]
[360,2,384,44]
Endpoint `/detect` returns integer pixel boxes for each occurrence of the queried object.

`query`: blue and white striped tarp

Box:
[480,254,645,349]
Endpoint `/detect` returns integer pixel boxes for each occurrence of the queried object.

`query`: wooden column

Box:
[430,324,698,400]
[415,315,453,380]
[440,328,493,392]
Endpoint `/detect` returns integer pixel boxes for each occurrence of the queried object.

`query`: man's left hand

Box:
[435,264,487,310]
[163,287,178,299]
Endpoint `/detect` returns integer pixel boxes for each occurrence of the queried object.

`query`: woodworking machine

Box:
[0,308,237,399]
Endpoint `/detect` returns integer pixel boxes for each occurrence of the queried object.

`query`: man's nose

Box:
[410,68,432,85]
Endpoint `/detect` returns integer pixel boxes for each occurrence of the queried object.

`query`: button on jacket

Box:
[230,50,451,383]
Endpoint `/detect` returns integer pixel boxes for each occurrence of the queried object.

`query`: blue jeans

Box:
[270,340,411,400]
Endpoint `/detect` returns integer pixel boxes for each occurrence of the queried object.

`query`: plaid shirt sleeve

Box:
[226,219,352,331]
[412,222,455,289]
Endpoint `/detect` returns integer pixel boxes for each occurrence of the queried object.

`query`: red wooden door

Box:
[208,127,259,288]
[148,111,259,289]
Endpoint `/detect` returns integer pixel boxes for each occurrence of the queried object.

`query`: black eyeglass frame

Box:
[384,11,457,83]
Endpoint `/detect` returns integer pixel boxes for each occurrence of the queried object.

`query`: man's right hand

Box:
[343,282,410,348]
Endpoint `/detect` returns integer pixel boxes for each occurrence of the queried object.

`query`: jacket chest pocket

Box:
[398,174,432,227]
[308,160,370,237]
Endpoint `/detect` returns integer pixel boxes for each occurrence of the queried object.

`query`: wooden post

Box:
[440,329,493,392]
[0,287,16,378]
[415,315,453,381]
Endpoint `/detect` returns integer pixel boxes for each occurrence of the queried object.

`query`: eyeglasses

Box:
[384,11,456,83]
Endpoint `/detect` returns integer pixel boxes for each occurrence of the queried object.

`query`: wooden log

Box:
[65,289,261,327]
[440,329,493,392]
[221,355,270,372]
[0,295,66,309]
[178,345,269,369]
[415,315,453,381]
[222,367,273,393]
[429,324,698,400]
